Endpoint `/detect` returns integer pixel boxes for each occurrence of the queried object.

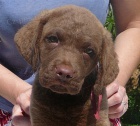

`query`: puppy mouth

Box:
[49,85,68,93]
[42,78,83,95]
[49,84,81,95]
[40,75,84,95]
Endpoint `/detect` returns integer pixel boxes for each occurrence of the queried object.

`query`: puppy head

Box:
[14,5,118,95]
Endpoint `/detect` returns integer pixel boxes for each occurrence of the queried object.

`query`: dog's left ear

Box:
[96,30,119,89]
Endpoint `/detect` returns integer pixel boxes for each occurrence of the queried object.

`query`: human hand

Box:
[106,81,128,119]
[12,87,32,126]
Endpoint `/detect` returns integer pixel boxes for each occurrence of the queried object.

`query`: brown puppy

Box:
[14,5,119,126]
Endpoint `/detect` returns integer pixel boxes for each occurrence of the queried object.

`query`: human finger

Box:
[12,104,31,126]
[108,85,126,107]
[16,88,31,115]
[109,101,128,119]
[109,94,128,119]
[106,82,119,98]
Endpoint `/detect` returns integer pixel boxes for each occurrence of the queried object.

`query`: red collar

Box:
[91,92,102,120]
[91,92,121,126]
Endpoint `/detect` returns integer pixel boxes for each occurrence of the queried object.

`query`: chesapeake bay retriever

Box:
[14,5,119,126]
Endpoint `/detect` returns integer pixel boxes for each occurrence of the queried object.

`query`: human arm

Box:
[0,64,32,125]
[0,64,32,105]
[107,0,140,119]
[111,0,140,86]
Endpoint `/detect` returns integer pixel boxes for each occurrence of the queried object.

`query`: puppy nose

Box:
[56,65,74,80]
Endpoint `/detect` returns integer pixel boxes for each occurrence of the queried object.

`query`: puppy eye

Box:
[84,48,95,57]
[46,36,59,43]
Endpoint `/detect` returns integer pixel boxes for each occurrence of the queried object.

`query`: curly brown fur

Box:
[14,5,119,126]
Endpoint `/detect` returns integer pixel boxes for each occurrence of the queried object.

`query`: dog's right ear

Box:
[14,10,49,71]
[94,29,119,96]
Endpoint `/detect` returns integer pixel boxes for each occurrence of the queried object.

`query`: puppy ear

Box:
[95,30,119,94]
[14,10,49,71]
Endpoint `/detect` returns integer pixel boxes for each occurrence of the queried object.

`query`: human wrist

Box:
[15,82,32,104]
